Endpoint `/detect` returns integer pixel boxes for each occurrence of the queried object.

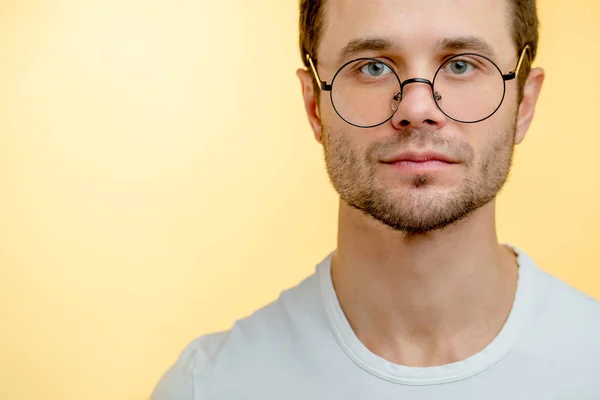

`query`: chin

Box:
[387,181,458,199]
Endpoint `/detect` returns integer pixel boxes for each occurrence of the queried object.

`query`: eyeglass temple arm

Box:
[502,44,532,81]
[306,54,333,91]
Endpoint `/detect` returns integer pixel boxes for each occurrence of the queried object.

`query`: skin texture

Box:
[297,0,544,367]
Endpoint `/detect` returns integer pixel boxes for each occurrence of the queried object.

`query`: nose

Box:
[390,78,448,130]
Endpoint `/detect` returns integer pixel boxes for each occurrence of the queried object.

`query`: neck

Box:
[331,200,519,367]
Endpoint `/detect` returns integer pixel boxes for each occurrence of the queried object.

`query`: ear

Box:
[296,68,323,144]
[515,67,545,145]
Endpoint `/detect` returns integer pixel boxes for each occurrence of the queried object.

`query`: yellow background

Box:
[0,1,598,399]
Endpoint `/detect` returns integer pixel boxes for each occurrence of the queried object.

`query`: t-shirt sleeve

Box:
[149,332,228,400]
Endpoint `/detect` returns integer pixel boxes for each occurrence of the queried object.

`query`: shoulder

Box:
[531,265,600,347]
[545,273,600,325]
[149,331,229,400]
[149,265,326,399]
[514,246,600,334]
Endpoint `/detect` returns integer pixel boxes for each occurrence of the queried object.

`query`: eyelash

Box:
[347,54,485,78]
[445,57,480,67]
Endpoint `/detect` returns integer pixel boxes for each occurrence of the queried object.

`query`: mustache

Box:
[366,129,473,163]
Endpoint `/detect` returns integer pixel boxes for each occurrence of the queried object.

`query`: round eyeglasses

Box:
[306,46,530,128]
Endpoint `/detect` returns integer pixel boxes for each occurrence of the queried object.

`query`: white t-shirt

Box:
[150,246,600,399]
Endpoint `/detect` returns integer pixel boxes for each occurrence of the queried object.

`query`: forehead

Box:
[319,0,515,64]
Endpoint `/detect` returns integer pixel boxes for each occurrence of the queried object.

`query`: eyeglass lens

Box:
[329,54,506,128]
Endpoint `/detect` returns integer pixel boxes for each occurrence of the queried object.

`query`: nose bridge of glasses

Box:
[400,77,434,90]
[395,77,440,103]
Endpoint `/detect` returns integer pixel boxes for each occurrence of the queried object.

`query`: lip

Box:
[381,151,458,164]
[380,151,459,173]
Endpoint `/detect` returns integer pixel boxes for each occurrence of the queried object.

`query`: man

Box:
[151,0,600,398]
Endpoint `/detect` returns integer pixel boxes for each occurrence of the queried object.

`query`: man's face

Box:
[314,0,523,234]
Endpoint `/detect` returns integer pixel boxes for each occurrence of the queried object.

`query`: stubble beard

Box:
[322,122,517,235]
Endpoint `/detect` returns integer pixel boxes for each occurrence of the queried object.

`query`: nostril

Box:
[399,119,436,127]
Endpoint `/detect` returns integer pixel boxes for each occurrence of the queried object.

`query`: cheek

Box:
[469,121,515,172]
[498,85,521,123]
[318,94,336,122]
[327,133,363,163]
[324,127,378,176]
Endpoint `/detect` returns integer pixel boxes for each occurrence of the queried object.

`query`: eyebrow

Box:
[336,37,394,62]
[335,36,497,63]
[437,37,497,59]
